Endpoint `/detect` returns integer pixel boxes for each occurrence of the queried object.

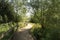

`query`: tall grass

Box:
[0,22,16,40]
[30,23,60,40]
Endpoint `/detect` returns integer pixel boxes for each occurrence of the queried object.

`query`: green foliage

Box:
[0,22,16,40]
[31,23,60,40]
[0,1,20,23]
[0,0,27,40]
[30,23,43,40]
[30,0,60,40]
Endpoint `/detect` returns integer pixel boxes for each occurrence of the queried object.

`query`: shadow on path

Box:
[11,23,34,40]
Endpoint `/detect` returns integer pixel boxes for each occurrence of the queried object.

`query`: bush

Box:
[30,23,60,40]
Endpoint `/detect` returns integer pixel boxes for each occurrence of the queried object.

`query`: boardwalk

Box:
[12,23,34,40]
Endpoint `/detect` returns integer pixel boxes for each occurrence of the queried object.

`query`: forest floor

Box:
[11,23,34,40]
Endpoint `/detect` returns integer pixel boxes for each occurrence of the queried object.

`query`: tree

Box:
[0,0,17,23]
[29,0,60,40]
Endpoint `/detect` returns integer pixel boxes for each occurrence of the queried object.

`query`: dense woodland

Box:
[0,0,60,40]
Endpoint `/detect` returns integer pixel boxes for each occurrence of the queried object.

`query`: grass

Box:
[0,22,16,40]
[18,22,28,28]
[0,22,29,40]
[0,23,10,33]
[30,23,60,40]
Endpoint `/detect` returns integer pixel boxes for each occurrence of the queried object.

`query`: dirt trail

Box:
[12,23,34,40]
